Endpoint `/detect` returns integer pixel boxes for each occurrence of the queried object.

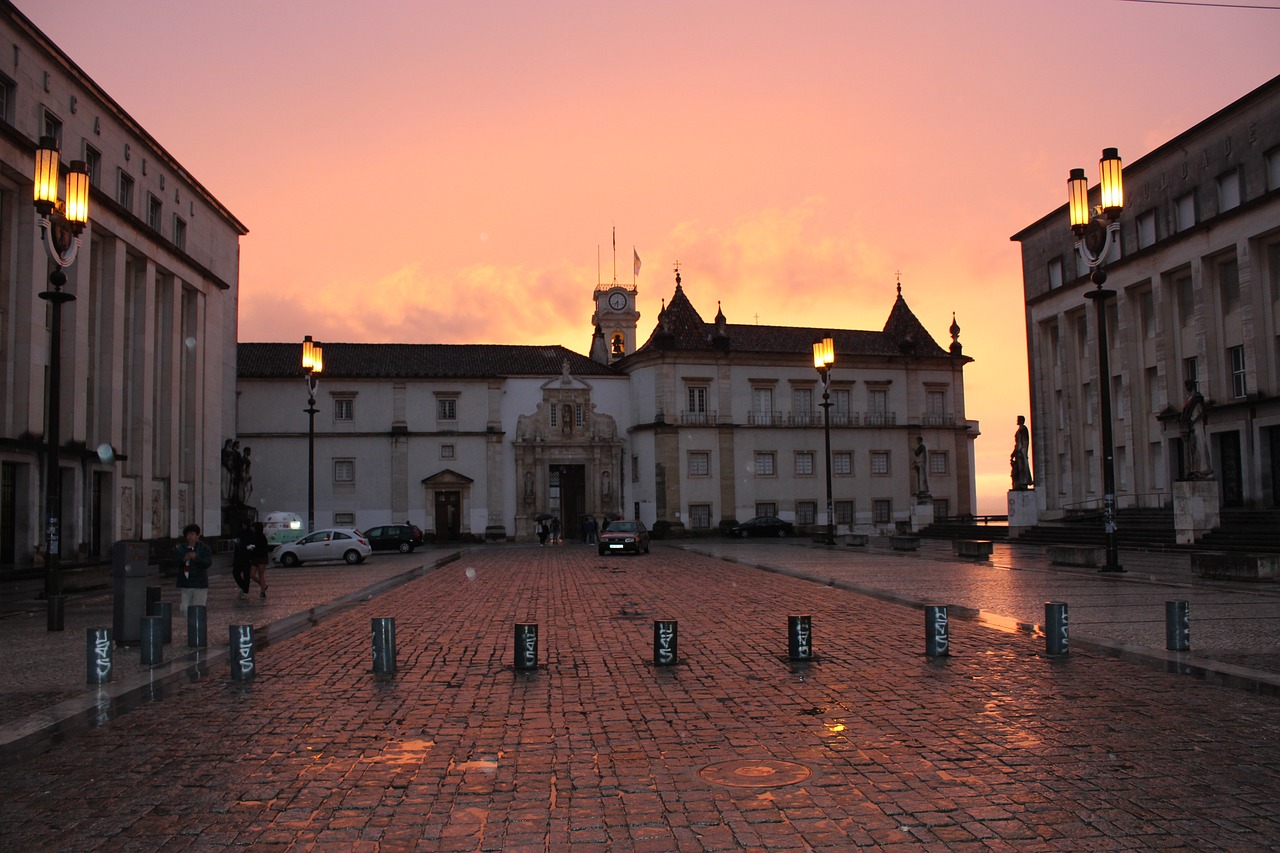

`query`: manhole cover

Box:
[698,759,812,788]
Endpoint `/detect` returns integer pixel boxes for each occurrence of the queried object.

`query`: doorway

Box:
[1217,430,1243,508]
[434,491,461,541]
[551,465,585,541]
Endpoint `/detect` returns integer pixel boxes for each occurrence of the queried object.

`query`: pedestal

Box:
[1174,479,1220,545]
[910,499,934,533]
[1007,489,1039,538]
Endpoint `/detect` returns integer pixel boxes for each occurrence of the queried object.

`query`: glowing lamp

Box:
[813,337,834,370]
[34,137,60,215]
[1099,147,1123,219]
[1067,168,1090,235]
[63,161,90,229]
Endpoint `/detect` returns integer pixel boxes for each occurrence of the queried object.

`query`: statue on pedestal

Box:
[913,437,930,498]
[1011,415,1033,490]
[1180,381,1213,480]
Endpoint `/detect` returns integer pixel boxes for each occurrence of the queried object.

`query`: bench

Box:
[839,533,869,547]
[1191,552,1279,582]
[953,539,994,558]
[1046,545,1105,568]
[890,535,920,552]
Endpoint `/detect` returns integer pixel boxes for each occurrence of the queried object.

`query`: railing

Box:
[921,413,957,427]
[745,410,886,427]
[679,411,719,426]
[1059,491,1173,515]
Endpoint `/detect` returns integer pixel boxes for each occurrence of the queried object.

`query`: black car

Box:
[729,516,795,538]
[362,524,418,553]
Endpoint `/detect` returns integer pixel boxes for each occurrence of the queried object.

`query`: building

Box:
[236,269,978,540]
[1012,74,1280,516]
[0,3,247,571]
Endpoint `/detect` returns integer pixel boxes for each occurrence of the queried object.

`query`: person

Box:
[173,523,212,616]
[1011,415,1033,490]
[535,520,548,546]
[248,521,271,598]
[913,437,930,496]
[232,522,252,600]
[550,516,561,545]
[1180,380,1213,479]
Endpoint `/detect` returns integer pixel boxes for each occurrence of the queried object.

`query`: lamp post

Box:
[302,336,324,534]
[1068,147,1124,573]
[34,137,90,631]
[813,337,836,546]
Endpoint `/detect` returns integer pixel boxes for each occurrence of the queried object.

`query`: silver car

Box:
[275,528,371,566]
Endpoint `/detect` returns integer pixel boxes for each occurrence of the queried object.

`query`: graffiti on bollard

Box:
[230,624,256,681]
[924,605,950,657]
[1044,601,1069,656]
[372,617,397,675]
[788,615,813,661]
[514,623,538,671]
[653,620,678,666]
[1166,600,1190,652]
[86,627,113,684]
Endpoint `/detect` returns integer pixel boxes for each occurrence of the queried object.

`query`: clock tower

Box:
[591,284,639,363]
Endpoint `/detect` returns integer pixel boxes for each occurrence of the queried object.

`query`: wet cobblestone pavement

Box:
[1,541,1279,850]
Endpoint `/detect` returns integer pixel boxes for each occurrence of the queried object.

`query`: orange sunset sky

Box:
[23,1,1279,513]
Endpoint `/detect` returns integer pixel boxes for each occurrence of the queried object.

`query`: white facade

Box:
[0,4,246,569]
[1012,74,1280,515]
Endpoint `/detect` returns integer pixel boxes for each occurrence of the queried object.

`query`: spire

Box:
[949,312,963,356]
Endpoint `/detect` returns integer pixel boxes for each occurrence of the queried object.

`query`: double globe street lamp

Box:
[813,336,836,546]
[302,336,324,534]
[34,137,90,631]
[1068,147,1125,573]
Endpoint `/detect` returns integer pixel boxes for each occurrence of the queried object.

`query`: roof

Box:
[238,342,622,380]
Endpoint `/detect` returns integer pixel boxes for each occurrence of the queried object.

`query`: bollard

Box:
[653,620,678,666]
[372,617,397,675]
[1166,600,1190,652]
[145,585,162,617]
[149,600,173,645]
[924,605,950,657]
[230,624,256,681]
[86,627,113,683]
[187,605,207,649]
[1044,601,1069,656]
[514,623,538,671]
[47,594,65,632]
[140,615,165,665]
[788,615,813,661]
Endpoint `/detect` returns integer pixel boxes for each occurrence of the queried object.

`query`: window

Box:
[793,451,813,476]
[832,388,851,420]
[576,404,584,427]
[1218,256,1240,314]
[334,398,353,421]
[1047,257,1064,289]
[929,451,948,475]
[792,387,813,422]
[1138,288,1155,338]
[933,499,949,519]
[1268,147,1280,192]
[754,452,776,477]
[84,144,102,187]
[755,502,777,518]
[833,451,852,476]
[689,504,711,529]
[796,502,816,525]
[0,74,13,124]
[118,170,134,211]
[631,455,639,482]
[1147,366,1160,414]
[172,216,186,252]
[870,450,890,476]
[1269,241,1280,301]
[147,193,162,231]
[1175,192,1196,232]
[1175,273,1194,329]
[441,444,455,459]
[42,109,63,145]
[1184,357,1198,388]
[688,451,710,477]
[334,512,355,526]
[437,398,457,421]
[550,405,557,427]
[1217,169,1241,212]
[872,500,892,524]
[751,387,774,424]
[867,387,890,426]
[925,389,946,425]
[687,385,707,414]
[1136,210,1157,249]
[835,501,854,525]
[1229,345,1247,398]
[334,459,355,483]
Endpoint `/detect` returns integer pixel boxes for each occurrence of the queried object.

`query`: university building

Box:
[1012,74,1280,516]
[0,3,246,571]
[236,270,979,540]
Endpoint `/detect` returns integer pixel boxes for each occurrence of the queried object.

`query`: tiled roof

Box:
[238,343,621,379]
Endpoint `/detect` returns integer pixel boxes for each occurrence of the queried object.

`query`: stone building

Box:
[1012,74,1280,515]
[0,3,246,571]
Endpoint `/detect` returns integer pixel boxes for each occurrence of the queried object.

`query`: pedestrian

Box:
[248,521,271,598]
[232,522,252,600]
[550,517,561,545]
[586,516,598,544]
[535,520,548,546]
[173,523,212,616]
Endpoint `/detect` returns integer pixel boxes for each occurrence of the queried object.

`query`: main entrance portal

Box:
[550,465,585,541]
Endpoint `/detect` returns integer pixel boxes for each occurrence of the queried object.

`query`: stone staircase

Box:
[1195,510,1280,554]
[1005,508,1178,552]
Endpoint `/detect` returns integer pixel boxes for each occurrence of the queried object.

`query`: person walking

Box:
[535,520,548,546]
[248,521,271,599]
[232,522,252,600]
[173,523,212,616]
[550,516,561,545]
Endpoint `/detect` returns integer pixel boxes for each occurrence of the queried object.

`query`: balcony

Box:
[679,410,719,426]
[921,413,957,427]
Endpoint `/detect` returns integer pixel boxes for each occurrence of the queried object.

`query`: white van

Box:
[262,511,305,547]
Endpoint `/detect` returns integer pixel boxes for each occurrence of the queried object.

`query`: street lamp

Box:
[1068,147,1124,573]
[34,136,91,631]
[813,337,836,546]
[302,336,324,533]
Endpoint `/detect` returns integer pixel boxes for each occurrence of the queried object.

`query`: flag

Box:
[633,248,642,277]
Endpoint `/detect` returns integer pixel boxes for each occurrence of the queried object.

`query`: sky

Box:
[21,0,1280,513]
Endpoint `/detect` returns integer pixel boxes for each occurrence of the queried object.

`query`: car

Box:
[729,516,795,538]
[275,528,372,566]
[363,523,418,553]
[598,520,650,555]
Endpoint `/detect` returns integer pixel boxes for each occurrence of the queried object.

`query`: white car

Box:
[275,528,371,566]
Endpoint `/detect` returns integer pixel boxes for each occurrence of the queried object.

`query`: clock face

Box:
[608,292,627,310]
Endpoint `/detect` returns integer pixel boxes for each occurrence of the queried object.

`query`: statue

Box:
[1180,381,1213,479]
[913,437,930,496]
[221,439,236,503]
[1011,415,1033,490]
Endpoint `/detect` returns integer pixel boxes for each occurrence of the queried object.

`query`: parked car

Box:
[275,528,371,566]
[598,520,650,555]
[363,523,418,553]
[729,516,795,538]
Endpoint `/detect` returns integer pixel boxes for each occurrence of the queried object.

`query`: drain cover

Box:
[698,759,812,788]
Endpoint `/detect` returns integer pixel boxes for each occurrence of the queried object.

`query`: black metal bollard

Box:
[1044,601,1069,656]
[788,615,813,661]
[653,620,678,666]
[140,615,165,665]
[514,623,538,671]
[149,600,173,645]
[230,624,256,681]
[86,627,113,683]
[924,605,950,657]
[145,585,162,617]
[372,617,397,675]
[187,605,207,648]
[47,594,65,632]
[1166,600,1190,651]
